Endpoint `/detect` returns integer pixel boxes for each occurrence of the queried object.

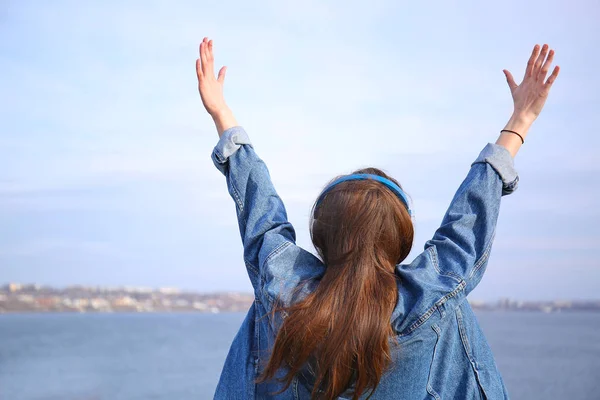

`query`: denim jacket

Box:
[212,126,518,400]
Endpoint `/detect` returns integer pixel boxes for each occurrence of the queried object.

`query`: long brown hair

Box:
[256,167,414,399]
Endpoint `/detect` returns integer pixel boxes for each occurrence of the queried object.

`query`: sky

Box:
[1,0,598,301]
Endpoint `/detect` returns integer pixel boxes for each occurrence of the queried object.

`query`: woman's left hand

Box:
[196,37,228,118]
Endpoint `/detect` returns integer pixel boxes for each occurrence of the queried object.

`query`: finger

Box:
[538,49,555,81]
[545,65,560,87]
[200,38,210,77]
[503,69,518,91]
[196,58,203,81]
[206,39,216,76]
[197,41,204,79]
[206,40,216,75]
[200,42,207,75]
[525,44,540,78]
[533,44,549,79]
[217,66,227,84]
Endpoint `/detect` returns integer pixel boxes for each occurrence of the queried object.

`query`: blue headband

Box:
[316,174,412,216]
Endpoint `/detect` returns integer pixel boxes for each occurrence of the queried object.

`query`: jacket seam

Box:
[456,305,473,360]
[427,245,463,283]
[293,376,299,400]
[428,225,497,287]
[435,280,467,309]
[468,228,496,283]
[254,299,261,361]
[230,179,244,212]
[263,241,293,267]
[245,260,259,276]
[398,279,467,337]
[260,241,294,307]
[426,324,442,400]
[213,147,225,164]
[253,298,261,399]
[455,303,490,400]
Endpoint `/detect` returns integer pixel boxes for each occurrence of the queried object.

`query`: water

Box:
[0,312,598,400]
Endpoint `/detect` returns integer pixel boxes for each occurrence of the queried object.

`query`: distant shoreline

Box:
[2,283,600,314]
[2,309,600,316]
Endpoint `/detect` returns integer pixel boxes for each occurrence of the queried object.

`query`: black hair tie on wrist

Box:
[501,129,525,144]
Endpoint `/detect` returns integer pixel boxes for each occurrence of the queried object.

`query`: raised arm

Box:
[197,38,296,291]
[426,44,560,294]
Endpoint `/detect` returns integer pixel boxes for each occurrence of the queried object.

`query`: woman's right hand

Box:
[496,44,560,157]
[503,44,560,123]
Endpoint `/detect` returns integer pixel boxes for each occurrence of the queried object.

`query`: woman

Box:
[196,38,560,399]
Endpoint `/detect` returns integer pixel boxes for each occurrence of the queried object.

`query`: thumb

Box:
[503,69,517,92]
[217,66,227,84]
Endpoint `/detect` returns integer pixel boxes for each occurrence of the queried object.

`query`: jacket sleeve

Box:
[424,143,519,295]
[211,126,296,292]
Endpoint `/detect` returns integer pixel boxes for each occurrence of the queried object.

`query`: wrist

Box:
[495,113,533,158]
[211,107,238,136]
[504,113,534,135]
[210,106,231,119]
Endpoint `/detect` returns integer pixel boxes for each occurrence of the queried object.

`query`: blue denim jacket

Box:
[212,126,518,399]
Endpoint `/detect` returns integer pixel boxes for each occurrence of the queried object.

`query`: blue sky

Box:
[1,0,598,300]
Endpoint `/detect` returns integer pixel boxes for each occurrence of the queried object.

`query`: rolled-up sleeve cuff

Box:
[471,143,519,195]
[211,126,252,173]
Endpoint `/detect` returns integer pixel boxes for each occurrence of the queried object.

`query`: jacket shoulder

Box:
[391,247,467,336]
[261,243,326,310]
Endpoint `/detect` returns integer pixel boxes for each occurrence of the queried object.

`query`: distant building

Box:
[113,296,136,307]
[8,283,22,293]
[17,294,34,303]
[158,287,180,295]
